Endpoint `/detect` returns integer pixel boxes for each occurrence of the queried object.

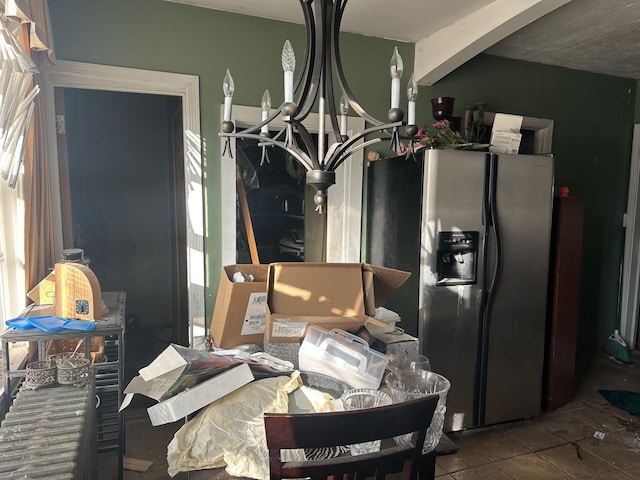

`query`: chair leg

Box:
[419,452,436,480]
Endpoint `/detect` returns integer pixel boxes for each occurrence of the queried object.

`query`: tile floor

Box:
[99,350,640,480]
[436,351,640,479]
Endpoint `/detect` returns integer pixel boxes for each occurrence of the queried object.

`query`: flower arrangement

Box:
[391,119,490,158]
[416,120,489,150]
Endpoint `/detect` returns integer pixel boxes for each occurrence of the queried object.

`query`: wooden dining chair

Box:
[264,394,439,480]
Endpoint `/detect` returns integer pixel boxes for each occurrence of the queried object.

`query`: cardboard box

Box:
[146,362,254,426]
[210,264,269,348]
[265,262,410,343]
[371,330,420,356]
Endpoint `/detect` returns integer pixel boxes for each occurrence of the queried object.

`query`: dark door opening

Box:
[59,87,188,382]
[235,134,327,264]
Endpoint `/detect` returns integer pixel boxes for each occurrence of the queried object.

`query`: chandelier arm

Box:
[295,0,314,95]
[294,0,322,121]
[326,120,403,170]
[332,1,386,127]
[330,137,384,172]
[285,117,322,170]
[236,106,284,136]
[219,131,314,171]
[323,0,346,142]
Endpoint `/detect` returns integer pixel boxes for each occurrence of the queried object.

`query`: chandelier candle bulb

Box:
[261,89,271,135]
[282,40,296,103]
[318,95,326,162]
[390,47,403,109]
[407,73,418,125]
[222,69,234,122]
[339,93,349,137]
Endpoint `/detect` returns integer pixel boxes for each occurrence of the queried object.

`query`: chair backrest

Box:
[264,394,439,480]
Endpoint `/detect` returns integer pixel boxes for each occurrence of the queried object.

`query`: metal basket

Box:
[24,359,57,390]
[50,353,91,387]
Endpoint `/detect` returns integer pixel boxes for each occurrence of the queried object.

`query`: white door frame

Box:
[220,104,365,266]
[620,124,640,349]
[40,60,205,344]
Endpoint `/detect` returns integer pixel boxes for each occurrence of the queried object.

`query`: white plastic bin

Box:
[298,325,388,389]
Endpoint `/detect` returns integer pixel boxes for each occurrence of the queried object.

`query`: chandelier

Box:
[220,0,419,213]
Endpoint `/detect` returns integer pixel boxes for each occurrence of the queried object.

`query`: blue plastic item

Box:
[5,318,36,330]
[6,315,97,333]
[26,315,68,332]
[63,319,97,331]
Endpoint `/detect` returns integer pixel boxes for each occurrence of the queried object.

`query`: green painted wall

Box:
[49,0,636,353]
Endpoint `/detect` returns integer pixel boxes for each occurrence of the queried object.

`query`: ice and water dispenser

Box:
[436,231,479,286]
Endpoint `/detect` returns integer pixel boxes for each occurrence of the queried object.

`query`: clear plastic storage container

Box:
[298,325,389,389]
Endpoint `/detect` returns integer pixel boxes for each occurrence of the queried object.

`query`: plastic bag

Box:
[167,372,303,479]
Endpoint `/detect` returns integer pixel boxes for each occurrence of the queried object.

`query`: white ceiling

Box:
[167,0,640,85]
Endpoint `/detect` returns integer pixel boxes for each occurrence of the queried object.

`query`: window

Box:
[0,12,43,408]
[0,176,25,324]
[0,12,30,325]
[0,212,6,323]
[0,172,27,405]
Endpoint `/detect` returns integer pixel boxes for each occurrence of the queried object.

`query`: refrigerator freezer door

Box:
[483,153,554,425]
[366,156,424,335]
[419,149,488,431]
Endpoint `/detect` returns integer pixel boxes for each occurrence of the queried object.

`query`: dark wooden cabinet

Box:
[544,196,584,412]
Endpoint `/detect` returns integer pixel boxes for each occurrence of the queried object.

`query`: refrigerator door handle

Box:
[477,153,503,426]
[481,157,491,227]
[475,154,492,425]
[487,154,503,295]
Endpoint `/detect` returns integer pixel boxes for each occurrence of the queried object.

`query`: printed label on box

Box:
[271,319,308,338]
[241,292,267,336]
[489,130,522,154]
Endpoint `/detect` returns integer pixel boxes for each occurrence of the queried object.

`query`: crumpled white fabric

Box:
[167,372,304,479]
[299,385,340,412]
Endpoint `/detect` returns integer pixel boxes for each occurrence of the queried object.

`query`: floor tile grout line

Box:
[490,456,521,479]
[536,440,639,479]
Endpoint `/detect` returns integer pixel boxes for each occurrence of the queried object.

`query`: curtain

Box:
[4,0,56,293]
[4,0,55,65]
[0,16,38,187]
[24,74,56,291]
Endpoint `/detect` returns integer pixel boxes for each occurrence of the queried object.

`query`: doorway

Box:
[620,124,640,350]
[40,61,205,376]
[59,88,186,365]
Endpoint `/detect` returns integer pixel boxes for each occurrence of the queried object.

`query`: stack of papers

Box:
[490,113,523,154]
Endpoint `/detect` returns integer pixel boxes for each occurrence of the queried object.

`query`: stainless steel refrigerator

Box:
[418,149,555,431]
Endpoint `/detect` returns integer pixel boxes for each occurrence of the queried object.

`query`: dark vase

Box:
[451,116,462,133]
[431,97,455,121]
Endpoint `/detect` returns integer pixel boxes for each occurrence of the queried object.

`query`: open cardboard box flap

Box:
[266,262,409,342]
[362,263,412,310]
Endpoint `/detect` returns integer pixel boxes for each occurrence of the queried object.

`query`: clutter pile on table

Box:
[122,262,453,479]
